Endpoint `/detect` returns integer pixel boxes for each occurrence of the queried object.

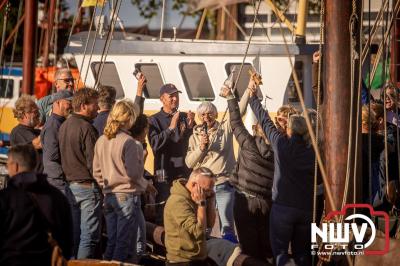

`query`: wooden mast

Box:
[323,0,355,212]
[22,0,38,95]
[42,0,56,67]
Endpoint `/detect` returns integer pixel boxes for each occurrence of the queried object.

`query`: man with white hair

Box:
[37,68,75,124]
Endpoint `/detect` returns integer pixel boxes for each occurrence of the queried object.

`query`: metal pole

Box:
[323,0,353,213]
[22,0,37,95]
[391,0,400,86]
[43,0,56,67]
[159,0,166,40]
[295,0,308,44]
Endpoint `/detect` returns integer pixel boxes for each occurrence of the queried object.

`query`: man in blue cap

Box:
[40,90,73,193]
[148,83,195,225]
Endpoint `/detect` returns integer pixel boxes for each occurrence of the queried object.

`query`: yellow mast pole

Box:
[295,0,308,43]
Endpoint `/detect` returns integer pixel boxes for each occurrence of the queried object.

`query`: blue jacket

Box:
[249,96,315,211]
[41,114,66,190]
[148,110,192,180]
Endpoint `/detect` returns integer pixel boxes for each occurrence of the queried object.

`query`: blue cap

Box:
[159,83,182,97]
[51,90,73,103]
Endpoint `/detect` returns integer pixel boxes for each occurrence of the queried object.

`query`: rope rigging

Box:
[78,0,101,86]
[196,0,262,164]
[94,0,123,89]
[82,2,107,85]
[312,0,324,227]
[272,5,336,216]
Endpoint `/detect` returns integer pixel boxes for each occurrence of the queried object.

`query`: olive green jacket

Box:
[164,179,206,262]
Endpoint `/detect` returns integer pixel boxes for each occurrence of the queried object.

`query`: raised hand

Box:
[219,85,233,98]
[247,78,257,97]
[313,51,320,63]
[187,110,195,129]
[169,111,180,130]
[137,74,147,96]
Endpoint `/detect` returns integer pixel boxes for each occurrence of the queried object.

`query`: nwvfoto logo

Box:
[311,204,390,255]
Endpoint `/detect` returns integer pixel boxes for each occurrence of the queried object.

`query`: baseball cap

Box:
[159,83,182,97]
[51,90,73,103]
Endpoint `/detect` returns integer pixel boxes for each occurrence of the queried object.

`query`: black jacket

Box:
[10,124,43,173]
[228,99,274,202]
[59,113,98,182]
[0,172,73,265]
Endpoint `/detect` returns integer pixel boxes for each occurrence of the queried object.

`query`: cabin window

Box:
[134,63,164,99]
[0,79,14,99]
[286,61,303,103]
[91,62,125,99]
[179,63,215,101]
[225,63,261,99]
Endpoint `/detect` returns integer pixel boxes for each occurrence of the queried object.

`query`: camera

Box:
[133,68,143,80]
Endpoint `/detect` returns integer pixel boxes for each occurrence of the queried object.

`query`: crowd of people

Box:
[0,50,399,266]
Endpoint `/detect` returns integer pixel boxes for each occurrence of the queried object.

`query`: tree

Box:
[130,0,194,19]
[130,0,322,20]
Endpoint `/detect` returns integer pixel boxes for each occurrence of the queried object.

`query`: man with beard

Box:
[41,90,73,193]
[59,88,101,259]
[10,95,43,172]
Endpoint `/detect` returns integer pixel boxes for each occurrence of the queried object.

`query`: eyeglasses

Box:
[57,78,74,84]
[201,112,214,117]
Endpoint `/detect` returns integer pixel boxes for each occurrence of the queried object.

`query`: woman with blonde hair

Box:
[93,99,156,262]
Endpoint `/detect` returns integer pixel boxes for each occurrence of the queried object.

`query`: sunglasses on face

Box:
[58,78,74,83]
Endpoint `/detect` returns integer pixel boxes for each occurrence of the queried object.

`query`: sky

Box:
[65,0,198,29]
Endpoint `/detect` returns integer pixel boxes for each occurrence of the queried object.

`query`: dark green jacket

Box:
[164,179,206,262]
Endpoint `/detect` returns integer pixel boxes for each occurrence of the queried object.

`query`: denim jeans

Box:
[67,182,102,259]
[136,206,146,257]
[215,182,236,240]
[104,193,142,262]
[269,203,312,266]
